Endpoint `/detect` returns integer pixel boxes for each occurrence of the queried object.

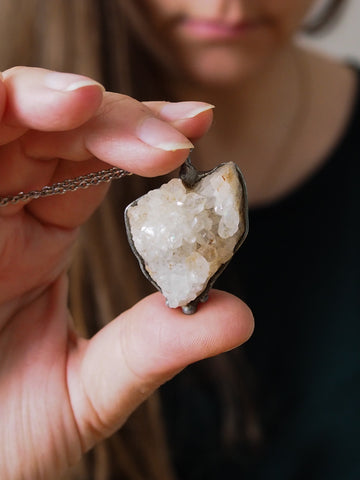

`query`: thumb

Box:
[67,290,254,450]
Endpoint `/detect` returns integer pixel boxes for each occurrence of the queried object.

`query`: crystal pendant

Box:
[125,157,248,314]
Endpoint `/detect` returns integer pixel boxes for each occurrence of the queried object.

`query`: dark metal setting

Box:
[125,155,249,315]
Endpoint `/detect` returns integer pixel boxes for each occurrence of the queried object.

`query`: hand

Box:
[0,67,254,479]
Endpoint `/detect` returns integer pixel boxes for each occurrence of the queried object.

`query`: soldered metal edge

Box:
[124,156,249,314]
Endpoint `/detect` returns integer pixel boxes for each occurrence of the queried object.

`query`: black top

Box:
[160,67,360,479]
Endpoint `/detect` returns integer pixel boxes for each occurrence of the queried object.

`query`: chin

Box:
[188,67,249,88]
[177,44,278,89]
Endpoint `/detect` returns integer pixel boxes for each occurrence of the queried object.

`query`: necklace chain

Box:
[0,167,132,207]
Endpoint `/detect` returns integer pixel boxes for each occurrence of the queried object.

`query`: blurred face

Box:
[141,0,315,86]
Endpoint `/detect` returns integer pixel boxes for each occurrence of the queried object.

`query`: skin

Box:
[142,0,356,206]
[0,68,254,479]
[142,0,314,85]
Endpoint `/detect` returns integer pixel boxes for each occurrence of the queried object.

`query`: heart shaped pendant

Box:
[125,157,248,314]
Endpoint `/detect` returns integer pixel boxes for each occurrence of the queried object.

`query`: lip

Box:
[178,18,262,41]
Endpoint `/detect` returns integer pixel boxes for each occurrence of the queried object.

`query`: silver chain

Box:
[0,167,132,207]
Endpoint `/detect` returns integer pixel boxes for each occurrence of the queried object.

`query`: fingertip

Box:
[43,71,104,93]
[171,109,214,141]
[50,83,105,131]
[203,289,255,343]
[128,289,254,372]
[2,67,105,131]
[144,100,215,141]
[136,116,194,152]
[176,289,255,355]
[28,83,105,131]
[139,147,193,177]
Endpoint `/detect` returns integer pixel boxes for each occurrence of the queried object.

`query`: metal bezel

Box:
[124,157,248,314]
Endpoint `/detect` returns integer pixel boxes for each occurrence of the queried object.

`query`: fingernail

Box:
[44,72,105,92]
[160,101,215,121]
[64,80,105,92]
[137,117,194,151]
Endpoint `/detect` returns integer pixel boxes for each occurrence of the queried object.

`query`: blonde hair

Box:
[2,1,175,478]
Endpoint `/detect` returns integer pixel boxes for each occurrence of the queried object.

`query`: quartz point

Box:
[125,160,248,314]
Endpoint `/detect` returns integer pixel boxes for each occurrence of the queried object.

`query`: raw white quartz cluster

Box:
[126,163,244,308]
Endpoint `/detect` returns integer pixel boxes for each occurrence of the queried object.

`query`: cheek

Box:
[141,0,181,23]
[264,0,315,39]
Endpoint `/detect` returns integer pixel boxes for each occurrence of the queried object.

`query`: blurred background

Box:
[301,0,360,62]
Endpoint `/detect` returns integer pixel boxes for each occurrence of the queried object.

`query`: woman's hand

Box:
[0,67,254,479]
